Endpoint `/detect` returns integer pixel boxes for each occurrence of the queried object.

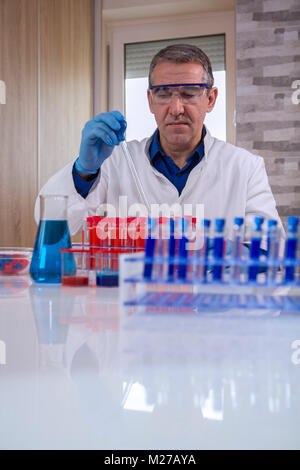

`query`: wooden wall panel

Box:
[39,0,93,189]
[0,0,38,247]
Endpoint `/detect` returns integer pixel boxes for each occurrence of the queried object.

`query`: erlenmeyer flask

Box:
[30,195,72,283]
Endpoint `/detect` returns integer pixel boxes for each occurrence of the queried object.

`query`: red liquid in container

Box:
[62,275,89,286]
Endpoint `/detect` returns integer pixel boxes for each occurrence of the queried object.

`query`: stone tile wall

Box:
[235,0,300,226]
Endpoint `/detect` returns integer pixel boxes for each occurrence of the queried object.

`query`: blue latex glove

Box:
[75,111,127,174]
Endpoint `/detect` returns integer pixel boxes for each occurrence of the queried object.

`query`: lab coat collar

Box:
[202,125,214,161]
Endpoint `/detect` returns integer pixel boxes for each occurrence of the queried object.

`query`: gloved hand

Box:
[75,111,127,174]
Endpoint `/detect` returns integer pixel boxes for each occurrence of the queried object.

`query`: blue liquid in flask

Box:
[30,220,72,283]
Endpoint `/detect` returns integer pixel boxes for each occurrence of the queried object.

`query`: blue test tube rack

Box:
[121,216,300,312]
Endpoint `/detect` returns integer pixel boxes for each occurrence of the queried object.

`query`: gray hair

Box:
[148,44,214,88]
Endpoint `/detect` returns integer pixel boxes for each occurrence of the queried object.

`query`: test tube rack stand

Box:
[119,253,300,313]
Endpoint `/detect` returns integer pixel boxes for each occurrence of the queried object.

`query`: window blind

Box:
[125,34,225,80]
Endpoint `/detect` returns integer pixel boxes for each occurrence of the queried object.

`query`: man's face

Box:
[147,61,217,154]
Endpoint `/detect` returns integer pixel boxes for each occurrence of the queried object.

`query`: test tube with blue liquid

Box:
[212,218,225,281]
[248,216,264,282]
[30,195,72,283]
[284,216,299,283]
[143,218,158,280]
[177,218,190,281]
[168,218,176,280]
[195,219,211,283]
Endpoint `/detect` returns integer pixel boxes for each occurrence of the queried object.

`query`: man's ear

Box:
[207,87,218,113]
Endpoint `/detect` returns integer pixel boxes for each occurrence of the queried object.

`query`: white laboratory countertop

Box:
[0,275,300,450]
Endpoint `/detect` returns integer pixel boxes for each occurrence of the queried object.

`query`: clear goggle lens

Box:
[150,84,210,104]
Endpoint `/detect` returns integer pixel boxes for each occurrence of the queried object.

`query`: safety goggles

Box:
[149,83,211,104]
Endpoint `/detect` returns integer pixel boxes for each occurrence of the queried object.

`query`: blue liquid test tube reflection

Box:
[284,216,299,283]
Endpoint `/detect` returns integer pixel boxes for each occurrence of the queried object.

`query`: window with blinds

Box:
[124,35,226,142]
[125,34,226,80]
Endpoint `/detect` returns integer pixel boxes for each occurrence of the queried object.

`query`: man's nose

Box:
[168,94,185,115]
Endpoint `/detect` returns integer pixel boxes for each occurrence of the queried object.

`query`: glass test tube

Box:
[143,218,158,279]
[232,217,244,282]
[248,216,264,282]
[284,216,299,283]
[267,219,279,284]
[212,218,225,281]
[195,219,211,283]
[177,218,191,281]
[153,218,170,281]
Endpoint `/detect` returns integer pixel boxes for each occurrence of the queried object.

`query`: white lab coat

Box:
[35,128,284,246]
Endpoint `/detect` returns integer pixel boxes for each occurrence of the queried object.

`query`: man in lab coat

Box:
[35,44,284,244]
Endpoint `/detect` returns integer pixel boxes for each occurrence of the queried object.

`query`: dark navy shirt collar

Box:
[149,126,206,166]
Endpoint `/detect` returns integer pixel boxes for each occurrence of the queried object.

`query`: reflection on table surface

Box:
[0,277,299,449]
